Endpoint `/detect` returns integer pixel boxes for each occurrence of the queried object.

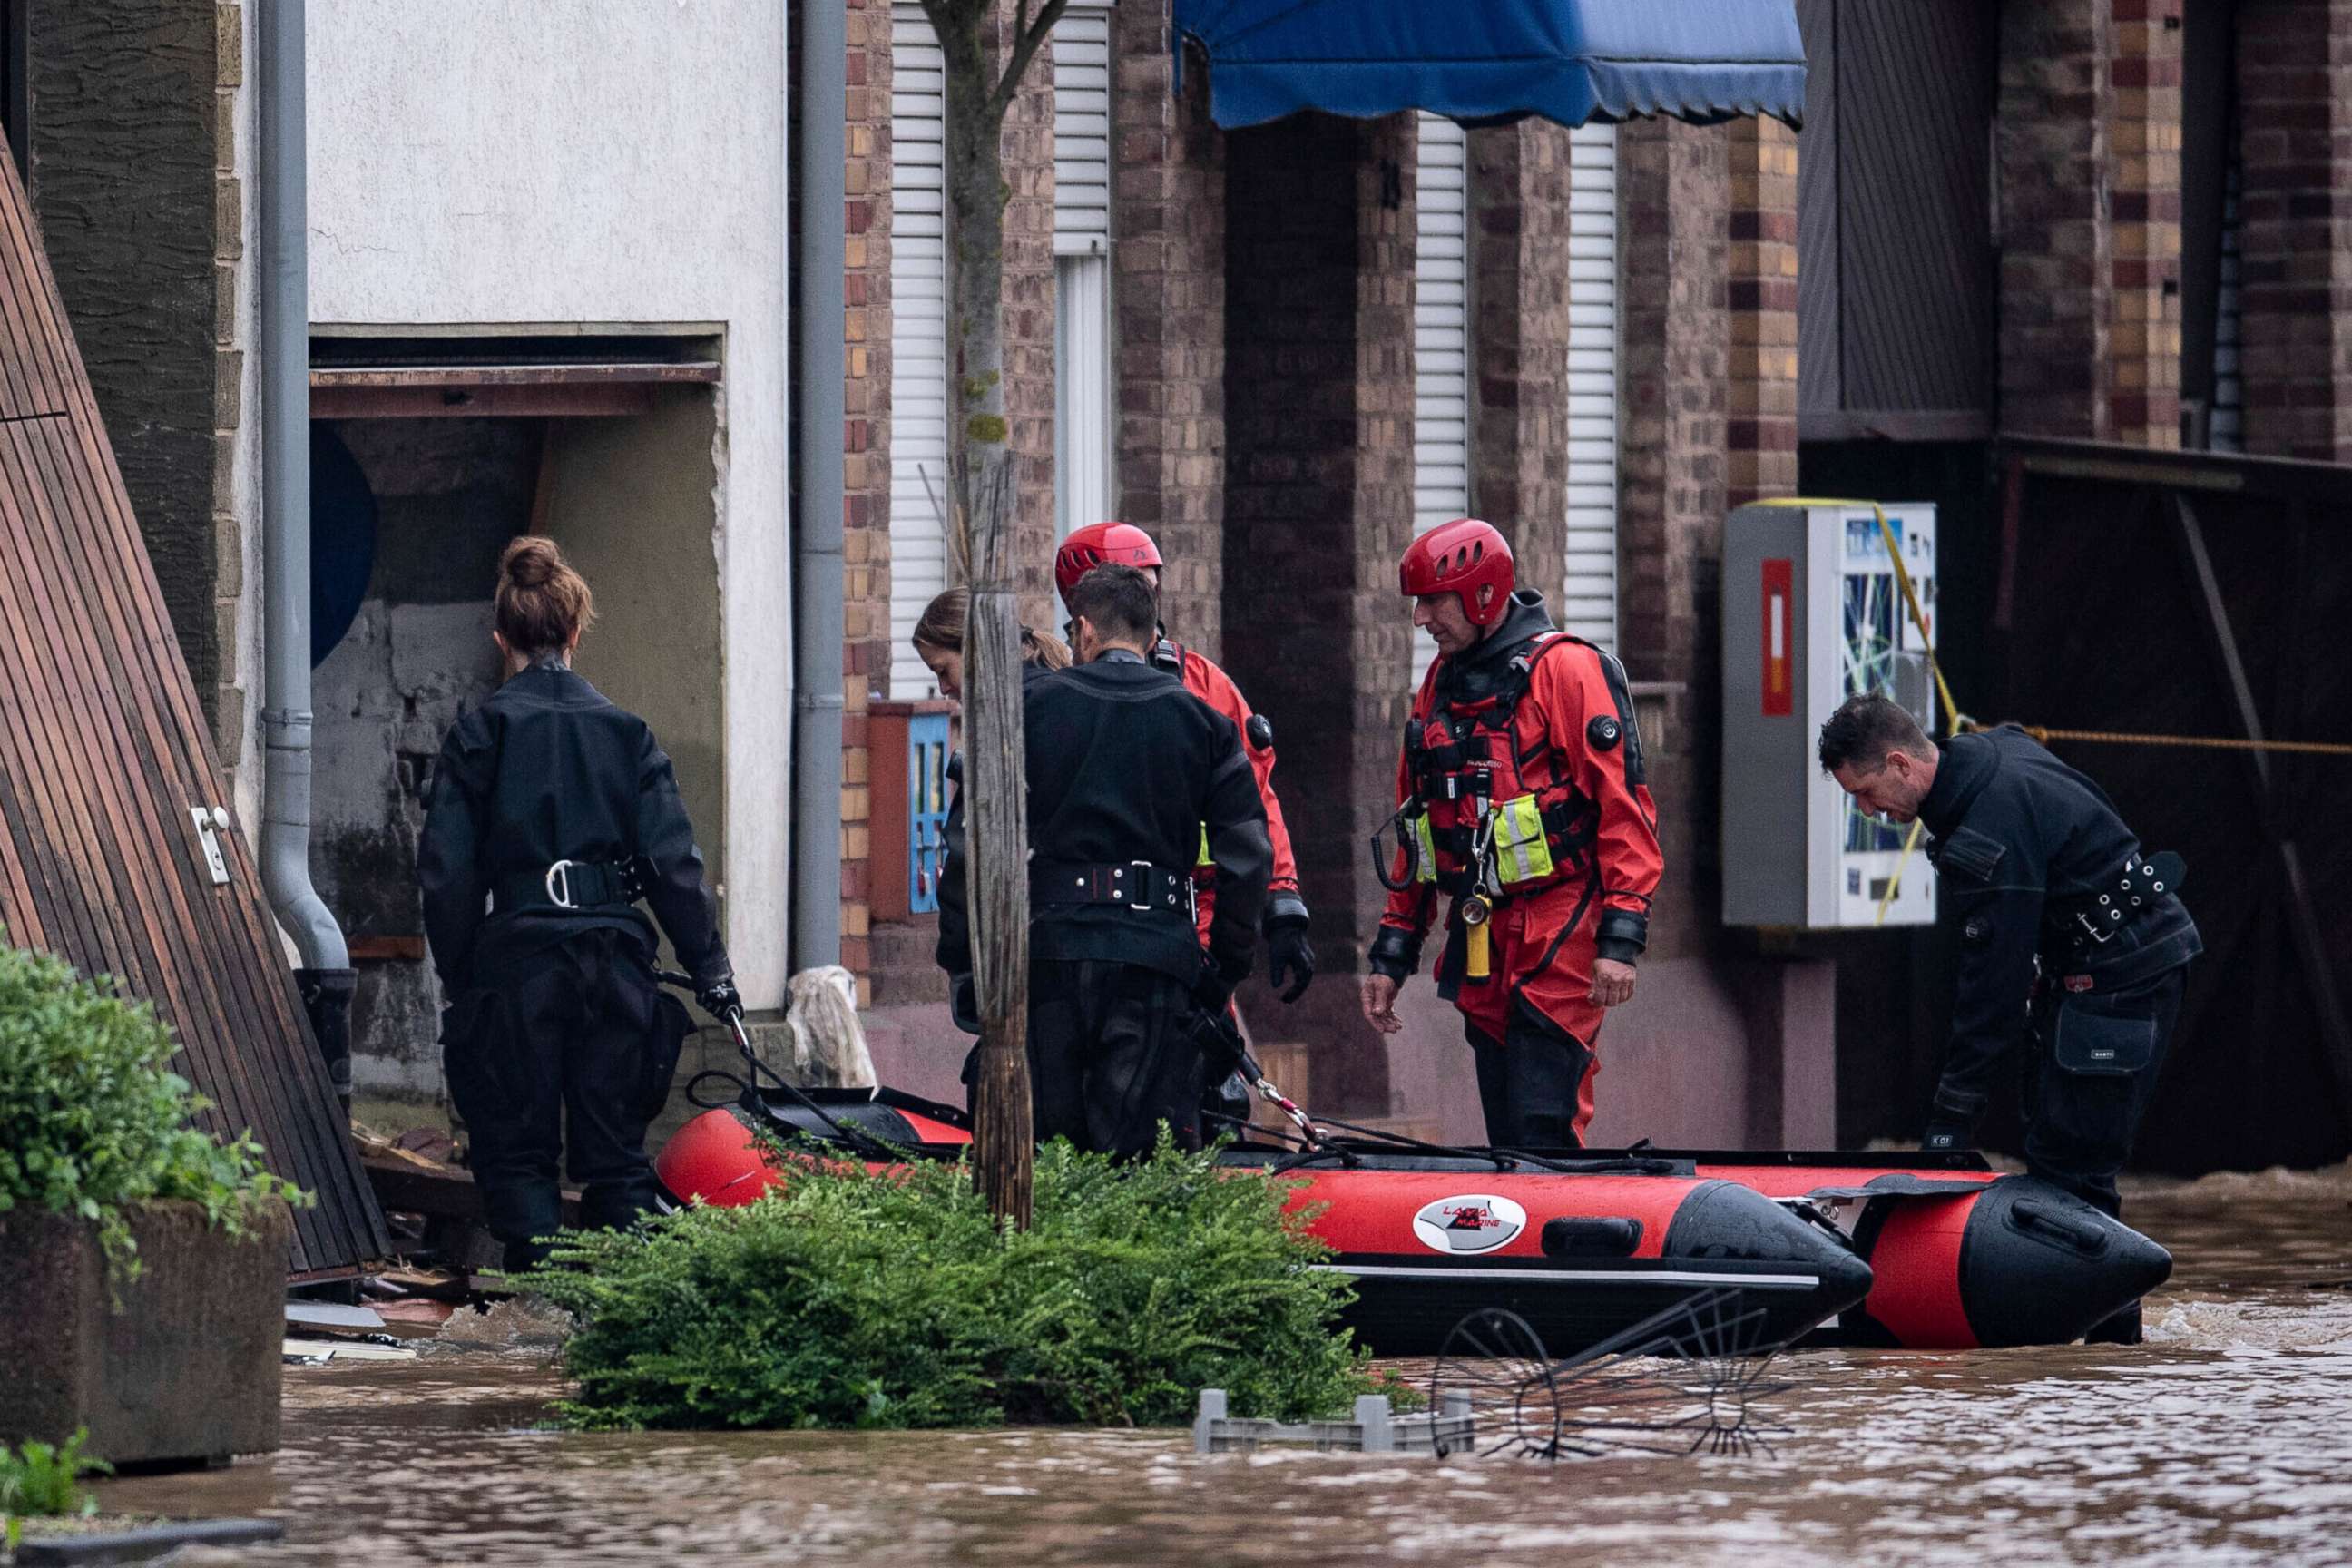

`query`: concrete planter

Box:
[0,1200,289,1469]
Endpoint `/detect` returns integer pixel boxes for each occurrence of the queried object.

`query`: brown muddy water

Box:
[97,1166,2352,1567]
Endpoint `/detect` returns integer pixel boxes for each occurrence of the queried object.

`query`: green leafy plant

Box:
[532,1135,1393,1431]
[0,941,310,1268]
[0,1428,109,1540]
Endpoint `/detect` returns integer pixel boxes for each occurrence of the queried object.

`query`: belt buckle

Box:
[2073,908,2112,946]
[1128,859,1154,912]
[544,858,578,910]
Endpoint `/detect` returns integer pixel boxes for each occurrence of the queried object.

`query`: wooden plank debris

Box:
[0,129,387,1274]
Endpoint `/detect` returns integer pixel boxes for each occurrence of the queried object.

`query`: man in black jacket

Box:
[1822,694,2200,1340]
[943,563,1272,1154]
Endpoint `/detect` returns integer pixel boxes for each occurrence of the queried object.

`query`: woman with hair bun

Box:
[417,535,736,1272]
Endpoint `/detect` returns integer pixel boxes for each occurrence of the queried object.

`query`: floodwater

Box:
[97,1165,2352,1567]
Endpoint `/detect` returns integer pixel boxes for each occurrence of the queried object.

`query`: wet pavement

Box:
[93,1164,2352,1567]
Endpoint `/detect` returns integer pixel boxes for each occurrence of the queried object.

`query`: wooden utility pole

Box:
[919,0,1068,1228]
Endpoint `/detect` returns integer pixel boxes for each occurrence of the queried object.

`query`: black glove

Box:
[696,976,742,1024]
[1922,1084,1986,1154]
[1266,919,1316,1003]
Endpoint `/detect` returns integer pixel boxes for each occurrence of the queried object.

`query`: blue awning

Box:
[1172,0,1807,132]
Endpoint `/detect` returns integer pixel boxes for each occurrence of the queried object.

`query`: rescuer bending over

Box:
[1361,519,1662,1150]
[1820,693,2201,1344]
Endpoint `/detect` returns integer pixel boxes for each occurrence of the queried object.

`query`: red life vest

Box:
[1406,633,1601,899]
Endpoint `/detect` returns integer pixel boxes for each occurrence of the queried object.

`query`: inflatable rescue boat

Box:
[653,1085,2172,1358]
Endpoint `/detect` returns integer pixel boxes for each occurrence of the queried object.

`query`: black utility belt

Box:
[2048,852,2187,950]
[1031,859,1195,916]
[487,858,641,916]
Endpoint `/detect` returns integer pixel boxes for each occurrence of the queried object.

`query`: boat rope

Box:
[1991,723,2352,758]
[1747,498,2350,927]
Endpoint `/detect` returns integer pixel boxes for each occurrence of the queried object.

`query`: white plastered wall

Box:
[302,1,793,1007]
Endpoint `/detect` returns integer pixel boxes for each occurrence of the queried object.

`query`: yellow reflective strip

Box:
[1414,817,1437,883]
[1197,825,1212,867]
[1494,797,1554,887]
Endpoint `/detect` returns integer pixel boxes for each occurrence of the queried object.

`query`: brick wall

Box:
[991,3,1061,632]
[1467,120,1574,602]
[2110,0,2183,447]
[1617,118,1730,961]
[1219,111,1416,1113]
[29,1,230,725]
[2236,0,2352,460]
[1997,0,2111,439]
[838,0,891,990]
[1995,0,2185,446]
[1112,0,1227,652]
[213,3,251,767]
[1727,117,1799,506]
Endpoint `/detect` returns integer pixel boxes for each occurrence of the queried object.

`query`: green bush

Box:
[533,1136,1389,1430]
[0,1428,107,1538]
[0,942,309,1265]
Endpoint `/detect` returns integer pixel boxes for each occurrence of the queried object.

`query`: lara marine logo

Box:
[1411,1194,1529,1256]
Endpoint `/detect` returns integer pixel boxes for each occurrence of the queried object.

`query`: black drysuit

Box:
[417,662,731,1270]
[940,650,1272,1154]
[1918,726,2201,1219]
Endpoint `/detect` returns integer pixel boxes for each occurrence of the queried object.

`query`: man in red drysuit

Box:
[1359,517,1662,1148]
[1054,523,1315,1004]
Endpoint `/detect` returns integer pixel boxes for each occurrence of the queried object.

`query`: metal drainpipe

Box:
[790,0,847,976]
[258,0,355,1104]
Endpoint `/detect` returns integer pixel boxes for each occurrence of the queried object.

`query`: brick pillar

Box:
[1617,118,1729,956]
[1727,117,1798,507]
[1220,112,1409,1116]
[1466,121,1573,601]
[2110,0,2182,448]
[839,0,890,992]
[2236,0,2352,460]
[30,1,230,718]
[1996,0,2185,445]
[1112,0,1226,653]
[1998,0,2111,439]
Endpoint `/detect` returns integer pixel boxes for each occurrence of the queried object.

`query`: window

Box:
[1412,113,1472,689]
[1053,4,1114,539]
[1561,123,1620,649]
[887,4,950,697]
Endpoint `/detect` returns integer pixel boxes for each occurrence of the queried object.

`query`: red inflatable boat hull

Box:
[653,1095,2170,1355]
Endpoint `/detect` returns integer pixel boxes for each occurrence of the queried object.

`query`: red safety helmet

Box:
[1055,522,1164,603]
[1400,517,1514,626]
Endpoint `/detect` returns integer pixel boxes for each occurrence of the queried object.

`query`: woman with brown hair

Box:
[910,587,1067,1034]
[908,583,1070,700]
[417,536,736,1272]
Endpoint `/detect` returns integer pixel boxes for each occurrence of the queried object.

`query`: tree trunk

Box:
[935,1,1034,1227]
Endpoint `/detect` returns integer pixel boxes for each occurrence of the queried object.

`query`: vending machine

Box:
[1720,501,1940,929]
